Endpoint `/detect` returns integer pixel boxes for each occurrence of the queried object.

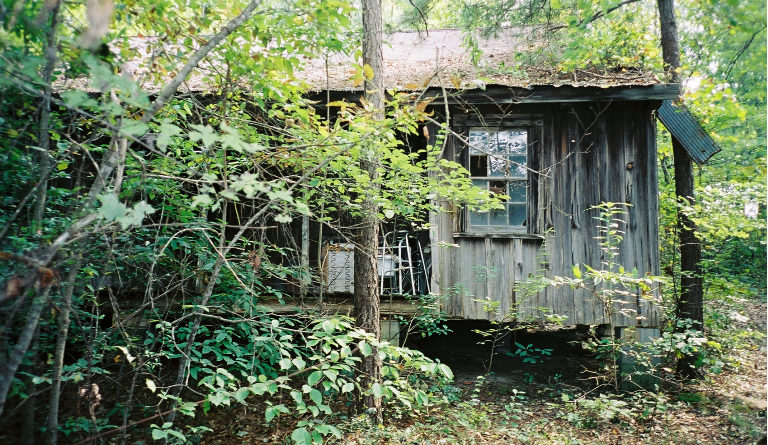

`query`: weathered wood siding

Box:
[434,102,661,327]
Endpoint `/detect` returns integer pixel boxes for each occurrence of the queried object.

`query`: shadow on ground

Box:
[403,320,598,387]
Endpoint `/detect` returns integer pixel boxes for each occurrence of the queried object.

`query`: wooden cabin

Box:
[296,29,682,329]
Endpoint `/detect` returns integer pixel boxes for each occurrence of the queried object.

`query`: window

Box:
[467,127,529,231]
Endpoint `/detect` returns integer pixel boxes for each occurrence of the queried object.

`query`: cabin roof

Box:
[298,28,663,92]
[76,28,673,97]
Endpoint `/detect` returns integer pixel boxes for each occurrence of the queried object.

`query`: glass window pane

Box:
[508,181,526,202]
[490,205,508,225]
[502,130,527,154]
[489,154,510,176]
[509,204,526,226]
[470,210,488,226]
[468,129,490,154]
[509,155,526,177]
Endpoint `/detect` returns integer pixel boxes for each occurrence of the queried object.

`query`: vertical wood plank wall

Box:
[435,102,661,327]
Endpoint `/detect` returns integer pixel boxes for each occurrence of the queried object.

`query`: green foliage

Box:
[509,343,553,364]
[140,315,453,443]
[396,292,452,343]
[563,393,632,428]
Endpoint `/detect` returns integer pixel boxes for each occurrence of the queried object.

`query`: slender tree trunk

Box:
[20,326,40,445]
[46,258,80,445]
[657,0,704,379]
[300,213,309,304]
[0,286,52,417]
[355,0,384,423]
[32,2,59,234]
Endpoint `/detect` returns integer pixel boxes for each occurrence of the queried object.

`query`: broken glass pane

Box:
[469,155,487,176]
[489,180,507,198]
[469,128,527,177]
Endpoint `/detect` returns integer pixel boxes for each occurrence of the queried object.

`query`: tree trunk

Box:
[32,2,59,234]
[657,0,704,379]
[355,0,384,423]
[20,327,40,445]
[0,286,52,417]
[46,259,80,445]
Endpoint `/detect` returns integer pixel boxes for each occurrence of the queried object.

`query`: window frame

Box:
[456,116,542,237]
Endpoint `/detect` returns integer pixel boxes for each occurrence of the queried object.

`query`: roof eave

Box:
[309,83,682,104]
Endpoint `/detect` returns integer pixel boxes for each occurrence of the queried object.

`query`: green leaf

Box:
[157,120,182,151]
[191,193,214,209]
[117,201,156,229]
[251,382,268,395]
[146,378,156,393]
[358,340,372,357]
[415,390,429,406]
[209,393,226,406]
[309,388,322,405]
[189,124,218,148]
[307,370,323,386]
[234,387,250,403]
[291,427,312,445]
[120,119,148,137]
[274,214,293,223]
[322,369,338,383]
[151,428,168,440]
[61,89,96,109]
[371,383,382,399]
[292,357,306,370]
[98,194,127,221]
[438,363,454,380]
[279,358,292,370]
[341,382,354,393]
[572,264,582,278]
[265,405,288,423]
[327,425,342,438]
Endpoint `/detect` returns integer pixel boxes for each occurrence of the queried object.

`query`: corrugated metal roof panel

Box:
[657,100,721,164]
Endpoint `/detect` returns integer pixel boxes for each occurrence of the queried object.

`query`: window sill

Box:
[454,232,544,240]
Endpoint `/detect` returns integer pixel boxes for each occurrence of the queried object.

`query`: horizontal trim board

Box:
[314,84,681,104]
[454,232,544,240]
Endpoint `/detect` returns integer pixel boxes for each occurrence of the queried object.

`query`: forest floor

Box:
[202,300,767,445]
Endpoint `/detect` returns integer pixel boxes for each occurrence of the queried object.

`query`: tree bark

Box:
[45,258,80,445]
[355,0,384,423]
[20,326,40,445]
[657,0,704,379]
[0,286,52,417]
[32,2,59,234]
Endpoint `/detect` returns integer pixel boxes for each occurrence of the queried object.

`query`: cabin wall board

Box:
[435,101,662,327]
